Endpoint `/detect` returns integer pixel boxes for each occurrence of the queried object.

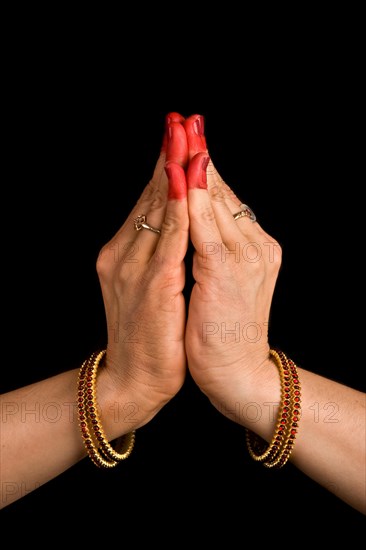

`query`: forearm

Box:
[289,369,365,514]
[211,362,366,514]
[0,367,137,509]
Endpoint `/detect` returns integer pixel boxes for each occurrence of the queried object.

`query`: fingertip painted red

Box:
[193,116,204,137]
[166,121,189,167]
[165,162,187,200]
[187,153,210,190]
[166,112,185,124]
[184,114,207,157]
[161,112,185,153]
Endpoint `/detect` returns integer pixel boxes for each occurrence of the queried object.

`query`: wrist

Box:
[208,357,281,439]
[96,357,174,441]
[96,365,149,441]
[95,366,137,441]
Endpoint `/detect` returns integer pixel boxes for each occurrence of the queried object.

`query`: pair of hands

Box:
[97,113,282,430]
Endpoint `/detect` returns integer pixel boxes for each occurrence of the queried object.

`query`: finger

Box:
[206,161,240,206]
[206,160,264,240]
[124,116,187,257]
[206,161,243,215]
[166,161,187,200]
[166,111,186,124]
[100,115,187,270]
[184,114,208,160]
[153,162,189,270]
[161,112,186,153]
[130,182,168,260]
[107,120,170,259]
[189,153,257,254]
[166,121,188,167]
[110,130,167,248]
[187,152,223,255]
[132,118,189,256]
[151,112,186,186]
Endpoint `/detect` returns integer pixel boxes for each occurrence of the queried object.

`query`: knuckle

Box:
[192,205,216,224]
[149,188,165,211]
[246,258,263,276]
[116,267,133,288]
[209,183,225,202]
[96,247,110,280]
[160,213,181,235]
[272,239,282,266]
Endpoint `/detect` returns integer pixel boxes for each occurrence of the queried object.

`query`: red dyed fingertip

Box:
[165,161,187,200]
[166,121,189,167]
[184,114,208,158]
[187,153,210,190]
[166,112,185,124]
[161,113,185,152]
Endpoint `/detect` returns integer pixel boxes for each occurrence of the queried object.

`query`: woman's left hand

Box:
[181,115,282,417]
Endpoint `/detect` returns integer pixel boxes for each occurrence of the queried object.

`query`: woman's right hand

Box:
[96,113,190,434]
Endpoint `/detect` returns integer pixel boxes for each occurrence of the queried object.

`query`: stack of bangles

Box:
[77,348,300,469]
[245,348,301,468]
[77,350,135,468]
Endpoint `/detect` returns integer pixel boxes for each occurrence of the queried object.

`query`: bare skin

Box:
[1,113,365,514]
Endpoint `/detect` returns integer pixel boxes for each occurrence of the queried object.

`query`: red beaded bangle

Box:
[78,350,135,468]
[245,349,301,468]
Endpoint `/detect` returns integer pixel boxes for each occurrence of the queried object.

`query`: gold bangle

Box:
[245,349,301,468]
[77,350,136,468]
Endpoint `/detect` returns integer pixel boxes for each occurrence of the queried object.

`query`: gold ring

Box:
[233,203,256,222]
[134,215,161,234]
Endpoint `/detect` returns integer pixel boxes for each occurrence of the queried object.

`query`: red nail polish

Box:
[193,116,204,137]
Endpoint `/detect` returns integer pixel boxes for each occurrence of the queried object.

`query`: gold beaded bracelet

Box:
[77,350,136,468]
[245,349,301,469]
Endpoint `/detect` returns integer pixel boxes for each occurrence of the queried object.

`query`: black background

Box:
[1,22,364,538]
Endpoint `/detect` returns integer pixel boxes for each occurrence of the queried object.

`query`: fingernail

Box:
[201,156,210,186]
[193,115,204,137]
